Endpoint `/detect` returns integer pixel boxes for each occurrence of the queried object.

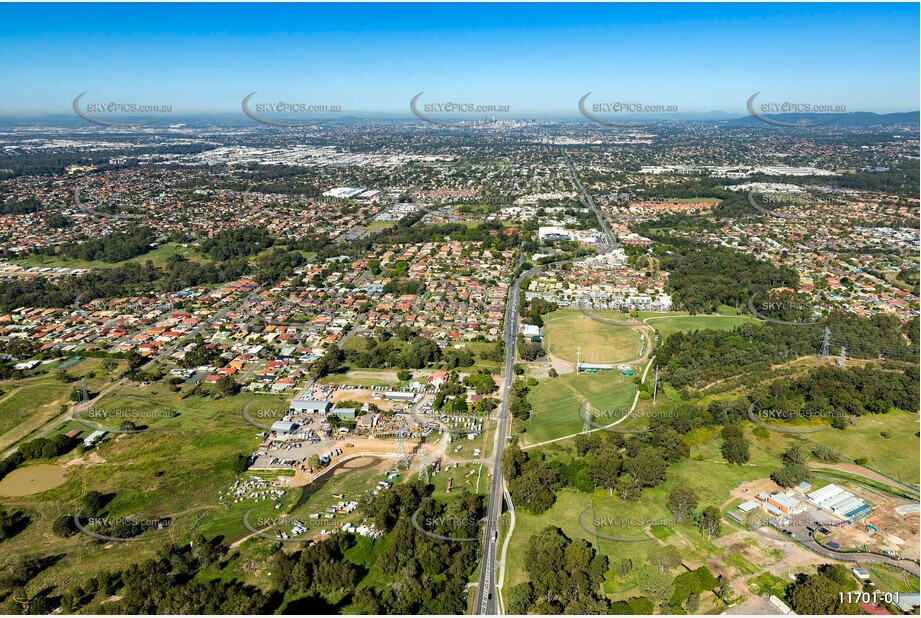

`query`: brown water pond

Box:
[0,464,68,497]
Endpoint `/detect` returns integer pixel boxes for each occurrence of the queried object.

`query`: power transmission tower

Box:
[77,377,90,417]
[397,427,408,468]
[838,347,846,368]
[653,366,659,403]
[418,442,429,483]
[819,327,831,359]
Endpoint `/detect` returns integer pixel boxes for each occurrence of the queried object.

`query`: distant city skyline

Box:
[0,3,918,116]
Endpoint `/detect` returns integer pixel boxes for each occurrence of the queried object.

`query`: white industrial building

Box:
[538,226,572,242]
[806,483,846,504]
[805,483,871,521]
[289,398,332,415]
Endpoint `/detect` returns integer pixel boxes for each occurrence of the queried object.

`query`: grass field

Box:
[366,221,397,231]
[543,309,643,364]
[429,461,490,497]
[0,358,115,451]
[515,372,636,446]
[644,314,757,342]
[0,382,290,591]
[795,410,920,485]
[319,370,398,388]
[865,563,921,593]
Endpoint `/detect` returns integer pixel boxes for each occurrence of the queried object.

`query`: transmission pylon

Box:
[819,327,831,358]
[397,427,409,468]
[418,442,429,483]
[838,347,846,368]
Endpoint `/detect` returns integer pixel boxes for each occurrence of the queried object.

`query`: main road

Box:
[474,149,617,614]
[475,259,524,615]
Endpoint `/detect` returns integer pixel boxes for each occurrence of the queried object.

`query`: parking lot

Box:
[753,504,845,544]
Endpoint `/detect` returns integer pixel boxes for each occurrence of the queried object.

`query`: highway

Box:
[563,150,616,248]
[474,148,616,614]
[474,260,523,615]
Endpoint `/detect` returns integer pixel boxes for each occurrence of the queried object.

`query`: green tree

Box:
[231,454,250,475]
[667,485,699,523]
[720,425,751,464]
[586,447,621,495]
[686,592,700,613]
[698,506,721,540]
[52,514,78,538]
[626,447,667,488]
[638,565,676,608]
[215,375,239,397]
[101,358,119,377]
[647,544,682,573]
[81,490,106,517]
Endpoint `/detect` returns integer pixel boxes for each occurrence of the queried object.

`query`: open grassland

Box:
[428,461,490,497]
[644,313,758,342]
[865,563,921,593]
[794,411,920,485]
[0,383,290,591]
[319,369,398,388]
[515,372,636,446]
[505,487,597,589]
[507,420,786,600]
[0,358,115,451]
[543,309,644,364]
[365,221,397,231]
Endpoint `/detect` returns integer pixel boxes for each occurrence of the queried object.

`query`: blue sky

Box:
[0,3,917,116]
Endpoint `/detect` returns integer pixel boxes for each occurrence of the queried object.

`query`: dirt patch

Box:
[347,370,398,382]
[64,451,107,467]
[724,478,783,508]
[545,353,575,376]
[328,388,404,412]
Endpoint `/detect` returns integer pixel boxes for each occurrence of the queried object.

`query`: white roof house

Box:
[83,430,107,447]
